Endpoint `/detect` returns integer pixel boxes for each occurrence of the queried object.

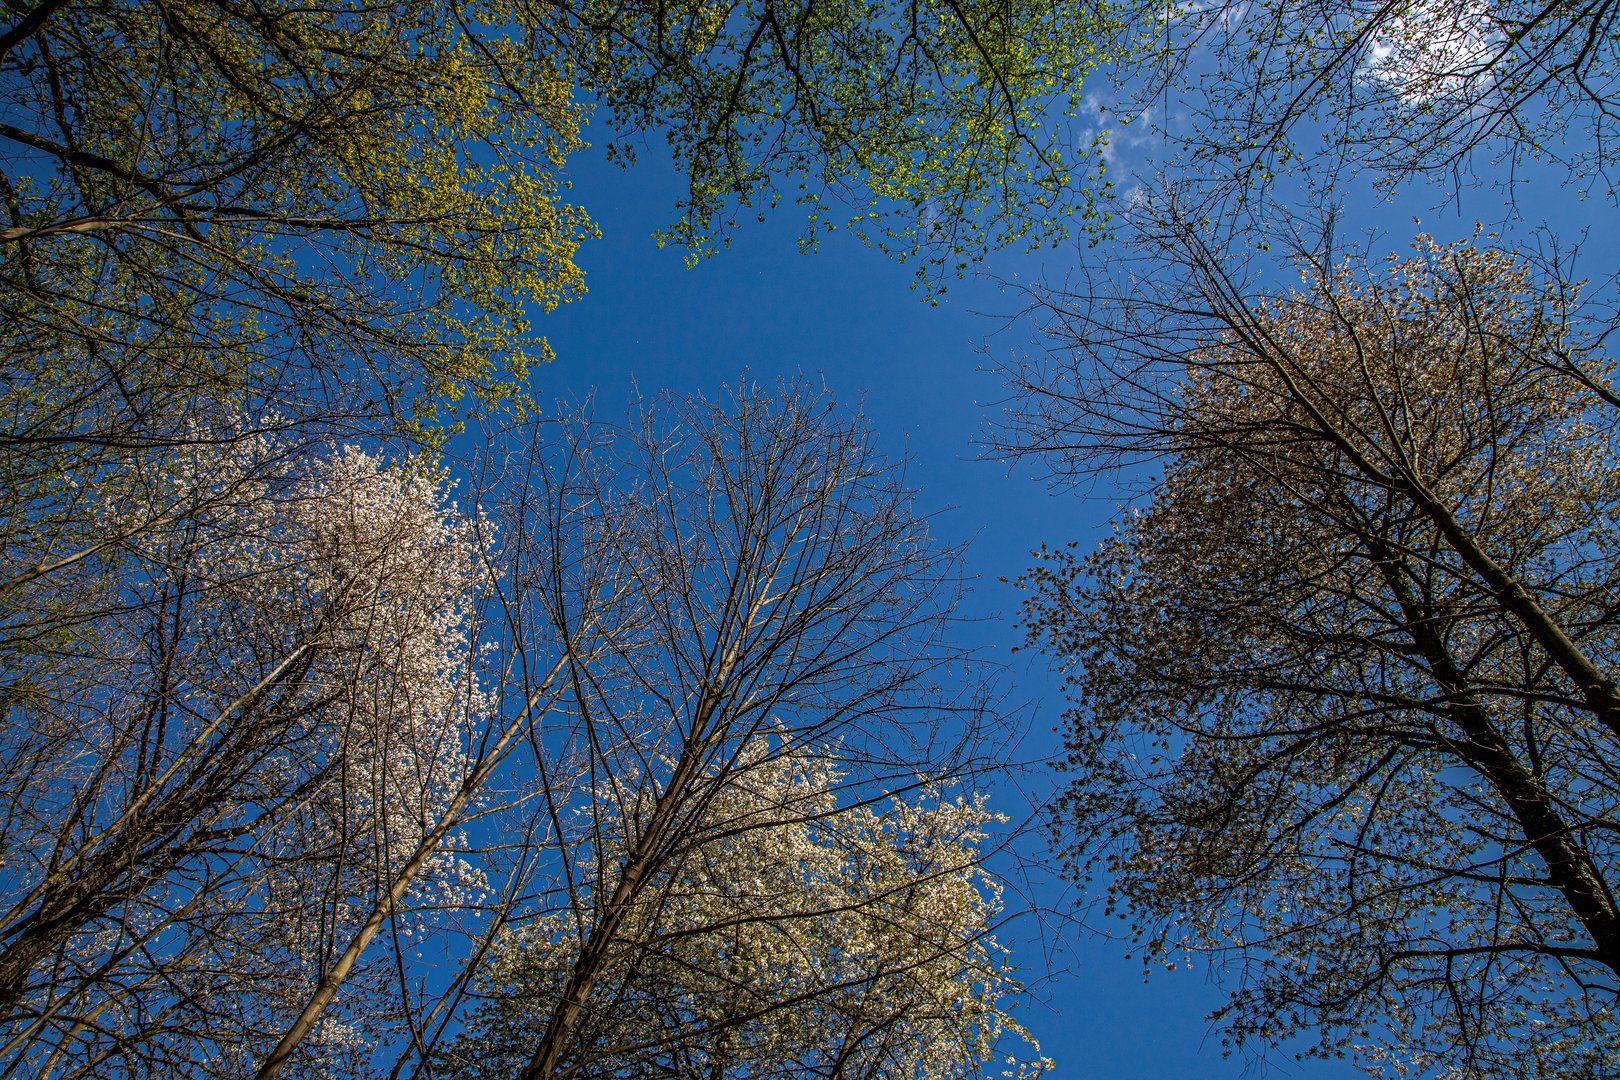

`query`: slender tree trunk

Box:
[254,660,570,1080]
[519,678,731,1080]
[1366,536,1620,975]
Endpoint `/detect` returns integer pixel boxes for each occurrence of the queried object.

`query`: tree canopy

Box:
[3,0,1110,1064]
[1009,232,1620,1076]
[0,0,1118,464]
[550,0,1115,274]
[0,378,1043,1077]
[1,0,592,430]
[0,429,491,1076]
[459,383,1028,1080]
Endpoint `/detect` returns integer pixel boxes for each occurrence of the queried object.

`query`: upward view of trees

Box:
[1,426,493,1074]
[6,0,1620,1072]
[440,386,1037,1080]
[0,0,1124,1068]
[1,0,1115,447]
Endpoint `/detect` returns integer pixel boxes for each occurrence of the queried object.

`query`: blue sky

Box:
[524,133,1401,1078]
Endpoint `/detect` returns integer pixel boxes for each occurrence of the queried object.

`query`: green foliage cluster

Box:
[1,0,593,431]
[552,0,1114,279]
[2,0,1121,459]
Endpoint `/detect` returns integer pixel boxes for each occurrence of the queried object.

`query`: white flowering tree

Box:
[448,741,1043,1079]
[0,424,492,1077]
[371,383,1040,1080]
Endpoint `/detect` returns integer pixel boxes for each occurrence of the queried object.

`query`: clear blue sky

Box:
[524,135,1406,1078]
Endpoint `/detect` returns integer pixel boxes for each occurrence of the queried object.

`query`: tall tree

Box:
[421,383,1036,1080]
[1004,228,1620,1076]
[0,428,492,1077]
